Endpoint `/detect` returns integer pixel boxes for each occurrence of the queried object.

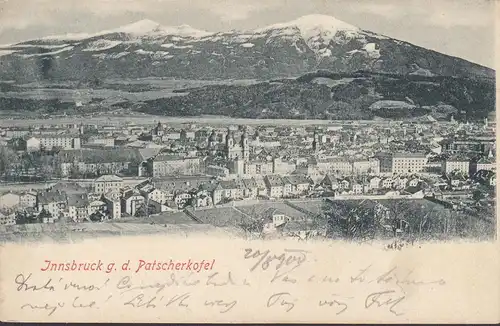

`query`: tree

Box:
[472,190,485,202]
[0,146,19,179]
[38,209,53,223]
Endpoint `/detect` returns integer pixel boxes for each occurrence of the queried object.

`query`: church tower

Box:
[241,128,249,161]
[208,130,217,155]
[225,128,234,158]
[312,130,319,153]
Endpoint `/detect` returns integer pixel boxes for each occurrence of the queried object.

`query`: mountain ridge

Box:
[0,14,495,82]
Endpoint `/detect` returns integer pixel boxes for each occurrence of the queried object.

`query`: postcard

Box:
[0,0,498,323]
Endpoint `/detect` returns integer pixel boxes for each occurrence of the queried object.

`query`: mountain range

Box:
[0,15,495,82]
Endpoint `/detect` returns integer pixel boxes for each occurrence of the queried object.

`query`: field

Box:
[0,221,240,243]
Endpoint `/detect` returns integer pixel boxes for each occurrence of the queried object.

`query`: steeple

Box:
[312,130,319,152]
[208,129,217,149]
[241,127,249,161]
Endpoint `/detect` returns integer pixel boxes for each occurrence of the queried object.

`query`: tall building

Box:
[392,152,427,174]
[312,130,319,153]
[225,127,249,161]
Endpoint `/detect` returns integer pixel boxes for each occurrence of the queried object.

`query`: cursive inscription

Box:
[13,251,448,320]
[204,299,238,313]
[15,273,55,292]
[267,292,296,312]
[244,248,309,283]
[364,290,406,316]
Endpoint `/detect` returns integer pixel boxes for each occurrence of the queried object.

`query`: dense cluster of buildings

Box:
[0,117,496,227]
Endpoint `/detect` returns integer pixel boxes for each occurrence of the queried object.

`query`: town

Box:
[0,115,496,241]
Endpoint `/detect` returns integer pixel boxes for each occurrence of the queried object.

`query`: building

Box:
[59,148,142,177]
[206,165,229,177]
[103,192,121,219]
[316,157,353,175]
[470,157,496,174]
[374,152,393,173]
[0,210,15,225]
[352,159,380,175]
[225,128,250,161]
[392,152,427,174]
[244,160,274,176]
[37,191,67,219]
[19,192,37,208]
[283,175,311,196]
[18,136,42,152]
[442,157,470,175]
[121,191,145,216]
[441,138,495,155]
[149,154,202,177]
[93,175,124,194]
[0,192,21,209]
[67,193,90,222]
[264,175,287,198]
[38,135,81,150]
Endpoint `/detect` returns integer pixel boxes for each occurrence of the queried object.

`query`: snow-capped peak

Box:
[256,14,359,34]
[40,20,213,41]
[113,19,163,35]
[255,14,361,56]
[112,20,213,38]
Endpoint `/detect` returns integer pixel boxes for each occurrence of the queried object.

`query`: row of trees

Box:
[0,146,63,181]
[321,199,491,241]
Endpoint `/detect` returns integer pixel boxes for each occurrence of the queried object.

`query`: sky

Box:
[0,0,496,67]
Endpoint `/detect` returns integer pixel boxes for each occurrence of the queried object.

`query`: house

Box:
[320,174,339,190]
[88,200,107,217]
[261,208,290,234]
[37,191,67,219]
[19,191,37,208]
[352,183,363,194]
[139,184,168,205]
[0,192,21,209]
[173,191,192,208]
[264,175,285,198]
[103,191,121,219]
[408,178,420,187]
[219,180,238,201]
[242,178,259,199]
[0,210,16,225]
[283,175,311,196]
[339,179,350,190]
[382,178,393,189]
[395,177,408,190]
[369,177,382,189]
[67,193,90,222]
[121,191,145,216]
[93,175,124,194]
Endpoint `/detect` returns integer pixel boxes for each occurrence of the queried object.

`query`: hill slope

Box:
[0,15,494,82]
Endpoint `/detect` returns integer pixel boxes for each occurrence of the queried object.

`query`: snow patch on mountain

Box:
[0,50,17,57]
[363,43,380,59]
[161,43,192,49]
[18,46,74,57]
[82,40,122,52]
[134,49,173,60]
[112,51,130,59]
[317,48,332,57]
[240,43,255,48]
